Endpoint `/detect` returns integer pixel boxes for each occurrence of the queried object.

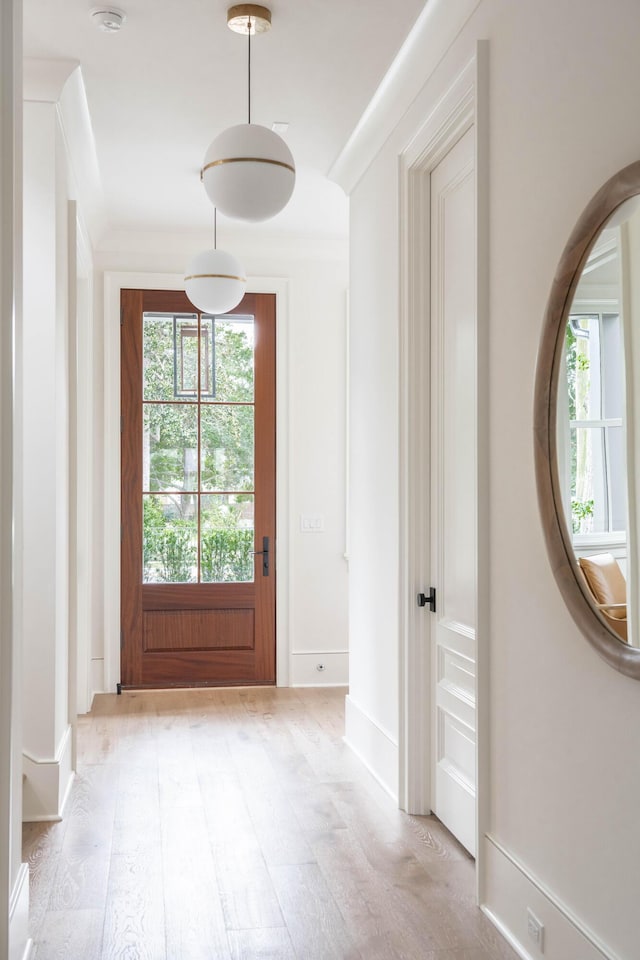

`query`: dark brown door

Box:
[120,289,276,688]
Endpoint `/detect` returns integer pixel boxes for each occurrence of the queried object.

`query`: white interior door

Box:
[430,127,477,856]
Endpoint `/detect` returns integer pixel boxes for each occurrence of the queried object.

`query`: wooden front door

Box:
[120,289,276,688]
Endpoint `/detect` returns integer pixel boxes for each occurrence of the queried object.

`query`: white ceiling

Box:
[23,0,426,243]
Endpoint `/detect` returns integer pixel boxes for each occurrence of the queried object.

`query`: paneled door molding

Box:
[397,40,489,888]
[104,272,291,693]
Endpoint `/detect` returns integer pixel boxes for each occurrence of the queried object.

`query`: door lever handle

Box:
[253,536,270,576]
[417,588,436,612]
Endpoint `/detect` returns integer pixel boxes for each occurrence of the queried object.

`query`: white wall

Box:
[92,229,349,690]
[343,1,640,958]
[21,62,99,818]
[0,1,30,955]
[21,96,75,822]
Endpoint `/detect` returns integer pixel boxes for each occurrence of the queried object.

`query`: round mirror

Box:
[535,160,640,678]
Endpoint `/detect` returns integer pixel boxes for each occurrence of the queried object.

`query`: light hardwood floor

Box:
[23,687,517,960]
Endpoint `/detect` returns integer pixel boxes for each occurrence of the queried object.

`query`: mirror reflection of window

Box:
[566,310,626,537]
[557,218,636,646]
[536,164,640,666]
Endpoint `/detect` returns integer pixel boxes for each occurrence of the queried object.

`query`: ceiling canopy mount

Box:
[227,4,272,35]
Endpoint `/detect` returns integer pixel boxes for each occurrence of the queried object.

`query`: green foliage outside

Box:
[142,315,255,583]
[201,525,254,582]
[570,497,594,535]
[143,495,196,582]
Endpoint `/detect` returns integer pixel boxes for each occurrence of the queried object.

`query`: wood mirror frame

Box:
[534,159,640,679]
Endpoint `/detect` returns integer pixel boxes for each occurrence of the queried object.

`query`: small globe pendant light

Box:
[184,210,246,314]
[201,4,295,222]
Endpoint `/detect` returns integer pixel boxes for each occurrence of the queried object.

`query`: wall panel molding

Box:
[483,836,620,960]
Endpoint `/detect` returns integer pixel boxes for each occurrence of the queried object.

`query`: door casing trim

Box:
[398,41,489,898]
[104,272,291,692]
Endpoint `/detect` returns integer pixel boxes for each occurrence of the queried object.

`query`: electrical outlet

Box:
[527,908,544,952]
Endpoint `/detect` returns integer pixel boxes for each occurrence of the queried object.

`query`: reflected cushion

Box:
[577,553,626,606]
[577,553,628,641]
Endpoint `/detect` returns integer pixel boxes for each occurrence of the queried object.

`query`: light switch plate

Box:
[300,514,325,532]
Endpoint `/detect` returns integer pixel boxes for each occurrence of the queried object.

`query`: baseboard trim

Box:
[483,835,620,960]
[19,941,34,960]
[22,724,74,822]
[290,650,348,686]
[480,905,532,960]
[344,694,398,800]
[9,863,31,960]
[90,656,105,701]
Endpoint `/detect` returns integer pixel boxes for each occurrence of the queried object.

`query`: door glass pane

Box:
[201,494,254,583]
[141,309,257,584]
[144,405,198,492]
[207,315,255,402]
[143,494,197,582]
[143,313,198,401]
[200,405,254,492]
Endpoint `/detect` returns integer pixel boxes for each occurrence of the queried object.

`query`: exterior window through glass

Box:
[141,312,256,583]
[566,312,626,535]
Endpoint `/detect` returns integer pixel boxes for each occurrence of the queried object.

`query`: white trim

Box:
[22,725,74,822]
[67,203,79,765]
[9,864,31,960]
[103,271,292,691]
[398,121,431,815]
[24,60,106,248]
[474,39,491,906]
[620,218,639,651]
[398,42,489,891]
[290,650,348,687]
[344,695,399,800]
[399,54,476,813]
[343,290,350,561]
[483,835,620,960]
[73,217,95,717]
[1,3,23,955]
[329,0,482,194]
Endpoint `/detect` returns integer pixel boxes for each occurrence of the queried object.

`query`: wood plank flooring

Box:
[23,687,517,960]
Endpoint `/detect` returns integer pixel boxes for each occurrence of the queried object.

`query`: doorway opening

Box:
[399,47,489,882]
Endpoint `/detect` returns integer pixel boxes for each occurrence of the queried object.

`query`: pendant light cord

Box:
[247,18,252,124]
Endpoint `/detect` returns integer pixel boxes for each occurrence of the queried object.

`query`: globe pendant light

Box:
[201,4,295,222]
[184,210,246,314]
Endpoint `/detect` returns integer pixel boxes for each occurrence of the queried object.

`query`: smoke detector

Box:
[90,7,127,32]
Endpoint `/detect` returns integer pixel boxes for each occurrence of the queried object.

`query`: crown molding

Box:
[328,0,482,195]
